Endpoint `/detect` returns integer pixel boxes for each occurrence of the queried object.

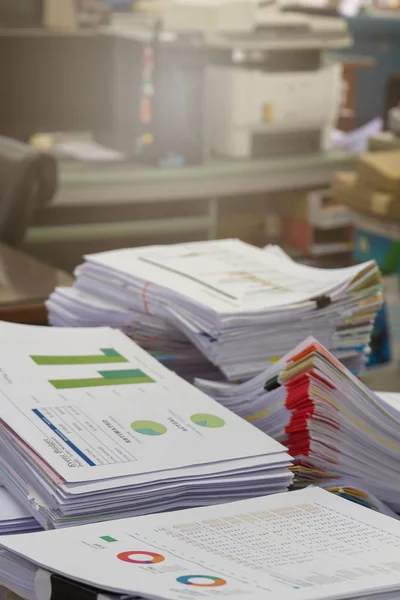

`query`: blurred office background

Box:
[0,0,400,384]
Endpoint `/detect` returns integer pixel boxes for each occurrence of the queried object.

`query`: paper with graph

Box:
[0,322,290,528]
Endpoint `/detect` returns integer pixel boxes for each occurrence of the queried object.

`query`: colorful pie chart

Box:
[176,575,227,587]
[131,420,167,436]
[190,413,226,428]
[117,551,165,564]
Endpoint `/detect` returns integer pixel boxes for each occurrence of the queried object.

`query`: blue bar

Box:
[33,409,96,467]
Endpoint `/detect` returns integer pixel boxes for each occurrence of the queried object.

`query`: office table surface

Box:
[0,244,73,324]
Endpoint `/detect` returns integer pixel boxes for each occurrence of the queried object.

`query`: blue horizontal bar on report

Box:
[32,409,96,467]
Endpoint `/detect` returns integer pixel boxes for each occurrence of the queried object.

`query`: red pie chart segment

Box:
[117,551,165,564]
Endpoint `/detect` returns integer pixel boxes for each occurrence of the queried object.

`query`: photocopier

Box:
[99,0,351,163]
[162,0,352,158]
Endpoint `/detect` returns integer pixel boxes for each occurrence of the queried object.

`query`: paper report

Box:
[3,488,400,600]
[0,322,290,527]
[0,322,282,483]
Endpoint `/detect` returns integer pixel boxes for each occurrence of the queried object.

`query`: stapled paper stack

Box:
[0,321,291,530]
[196,336,400,512]
[47,239,382,382]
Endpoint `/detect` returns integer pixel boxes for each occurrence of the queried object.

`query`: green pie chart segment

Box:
[190,414,226,428]
[131,420,167,436]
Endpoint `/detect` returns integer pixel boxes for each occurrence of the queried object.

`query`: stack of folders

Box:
[196,336,400,513]
[0,321,291,530]
[0,487,41,535]
[3,488,400,600]
[46,239,382,382]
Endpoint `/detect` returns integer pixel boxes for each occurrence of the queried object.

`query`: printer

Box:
[161,0,352,158]
[98,1,351,163]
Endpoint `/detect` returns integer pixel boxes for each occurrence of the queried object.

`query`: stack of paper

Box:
[0,487,41,536]
[47,239,382,382]
[318,479,399,519]
[0,321,291,530]
[196,336,400,512]
[3,487,400,600]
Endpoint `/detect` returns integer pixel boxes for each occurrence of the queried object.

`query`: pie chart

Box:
[190,413,225,428]
[117,551,165,564]
[131,420,167,436]
[176,575,227,587]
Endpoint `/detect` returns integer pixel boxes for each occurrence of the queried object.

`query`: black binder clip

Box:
[264,375,280,392]
[312,294,332,310]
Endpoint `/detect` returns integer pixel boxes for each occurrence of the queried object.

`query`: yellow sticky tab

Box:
[343,487,369,499]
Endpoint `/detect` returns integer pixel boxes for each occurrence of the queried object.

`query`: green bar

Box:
[99,369,149,380]
[102,349,122,357]
[100,536,118,543]
[31,348,128,366]
[50,376,154,389]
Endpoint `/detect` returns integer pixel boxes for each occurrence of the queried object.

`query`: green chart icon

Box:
[31,348,129,366]
[190,414,226,428]
[131,420,167,436]
[31,348,155,389]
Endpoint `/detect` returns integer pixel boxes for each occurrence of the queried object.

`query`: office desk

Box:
[0,244,72,325]
[24,150,354,272]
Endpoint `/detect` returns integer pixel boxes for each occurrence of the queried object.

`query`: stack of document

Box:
[0,487,41,535]
[318,479,399,519]
[0,321,291,530]
[3,487,400,600]
[47,239,382,382]
[196,336,400,512]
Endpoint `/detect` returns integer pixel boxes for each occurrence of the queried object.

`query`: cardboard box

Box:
[332,171,357,204]
[368,132,400,152]
[332,171,400,220]
[357,150,400,195]
[280,187,352,228]
[283,217,352,256]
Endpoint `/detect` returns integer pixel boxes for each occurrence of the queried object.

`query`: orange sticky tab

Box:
[287,344,318,364]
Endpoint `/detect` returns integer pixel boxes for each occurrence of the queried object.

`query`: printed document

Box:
[3,488,400,600]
